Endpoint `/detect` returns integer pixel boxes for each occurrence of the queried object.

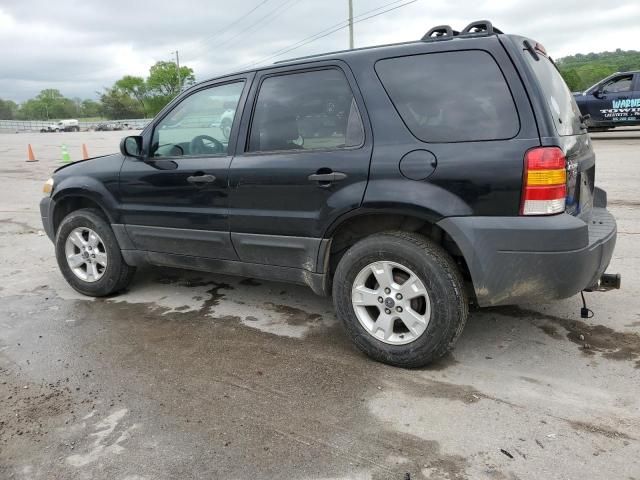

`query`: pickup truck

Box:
[41,119,80,133]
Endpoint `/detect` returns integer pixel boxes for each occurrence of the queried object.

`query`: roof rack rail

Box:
[421,25,457,41]
[460,20,503,36]
[421,20,503,42]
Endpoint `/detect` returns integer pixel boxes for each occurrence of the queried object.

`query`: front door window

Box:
[151,81,245,158]
[602,75,633,94]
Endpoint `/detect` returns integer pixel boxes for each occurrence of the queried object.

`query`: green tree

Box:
[146,61,195,98]
[35,89,66,119]
[145,61,195,115]
[13,59,197,121]
[114,75,149,116]
[15,89,78,120]
[105,62,196,118]
[100,87,144,119]
[80,99,102,118]
[0,99,18,119]
[561,69,581,91]
[556,49,640,91]
[17,98,48,120]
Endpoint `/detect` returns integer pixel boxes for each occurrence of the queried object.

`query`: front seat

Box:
[253,105,301,151]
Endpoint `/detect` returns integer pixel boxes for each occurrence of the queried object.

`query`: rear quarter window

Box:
[375,50,520,143]
[522,50,583,136]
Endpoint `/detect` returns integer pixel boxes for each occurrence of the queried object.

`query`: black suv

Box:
[573,70,640,130]
[40,21,619,367]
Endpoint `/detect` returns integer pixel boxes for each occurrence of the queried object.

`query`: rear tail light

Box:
[520,147,567,215]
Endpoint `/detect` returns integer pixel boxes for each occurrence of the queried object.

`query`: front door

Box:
[118,79,248,260]
[589,73,636,125]
[228,65,372,270]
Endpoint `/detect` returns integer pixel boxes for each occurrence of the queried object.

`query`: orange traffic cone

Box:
[82,144,89,160]
[26,144,38,162]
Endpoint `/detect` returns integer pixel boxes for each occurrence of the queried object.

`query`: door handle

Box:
[187,174,216,184]
[307,171,347,186]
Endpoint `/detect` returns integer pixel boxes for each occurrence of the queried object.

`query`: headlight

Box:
[43,178,54,196]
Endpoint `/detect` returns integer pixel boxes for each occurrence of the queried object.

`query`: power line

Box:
[185,0,298,61]
[214,0,300,51]
[238,0,417,70]
[182,0,272,60]
[236,0,409,70]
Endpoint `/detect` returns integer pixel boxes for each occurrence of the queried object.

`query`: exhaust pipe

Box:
[585,273,621,292]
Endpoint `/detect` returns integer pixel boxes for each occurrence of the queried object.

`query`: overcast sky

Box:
[1,0,639,102]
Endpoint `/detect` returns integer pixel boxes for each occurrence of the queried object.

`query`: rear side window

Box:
[248,69,364,152]
[522,50,583,136]
[375,51,519,143]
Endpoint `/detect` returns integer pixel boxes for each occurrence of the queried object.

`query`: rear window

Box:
[522,49,583,136]
[375,50,520,143]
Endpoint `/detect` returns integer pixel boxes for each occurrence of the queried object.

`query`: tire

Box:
[333,231,468,368]
[55,208,135,296]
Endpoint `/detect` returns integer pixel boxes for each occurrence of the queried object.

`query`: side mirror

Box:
[120,135,143,158]
[593,88,604,98]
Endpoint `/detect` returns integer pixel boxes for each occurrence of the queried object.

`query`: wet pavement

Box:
[1,131,639,479]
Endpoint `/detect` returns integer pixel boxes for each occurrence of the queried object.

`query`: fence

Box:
[0,118,152,132]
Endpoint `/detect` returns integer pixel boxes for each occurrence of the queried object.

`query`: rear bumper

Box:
[40,196,56,241]
[438,201,617,307]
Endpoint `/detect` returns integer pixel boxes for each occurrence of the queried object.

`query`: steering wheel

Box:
[190,135,224,155]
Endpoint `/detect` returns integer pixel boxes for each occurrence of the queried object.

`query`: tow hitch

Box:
[580,273,621,319]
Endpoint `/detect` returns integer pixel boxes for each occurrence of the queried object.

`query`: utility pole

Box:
[172,50,182,91]
[348,0,354,49]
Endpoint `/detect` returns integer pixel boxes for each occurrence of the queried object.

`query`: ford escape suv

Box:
[40,21,620,367]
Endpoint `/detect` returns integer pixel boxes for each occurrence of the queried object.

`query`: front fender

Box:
[51,176,120,223]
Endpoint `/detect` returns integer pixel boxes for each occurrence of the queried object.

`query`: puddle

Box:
[495,306,640,368]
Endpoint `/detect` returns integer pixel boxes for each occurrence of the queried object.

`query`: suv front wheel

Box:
[332,231,468,368]
[55,208,135,296]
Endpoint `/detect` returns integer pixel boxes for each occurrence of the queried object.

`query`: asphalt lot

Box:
[0,130,639,480]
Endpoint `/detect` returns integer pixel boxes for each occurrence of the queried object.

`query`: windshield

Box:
[523,48,584,136]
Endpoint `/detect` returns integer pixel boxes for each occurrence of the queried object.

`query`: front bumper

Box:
[438,201,617,307]
[40,196,56,241]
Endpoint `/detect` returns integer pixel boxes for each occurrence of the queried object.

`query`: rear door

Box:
[228,63,372,270]
[118,79,248,260]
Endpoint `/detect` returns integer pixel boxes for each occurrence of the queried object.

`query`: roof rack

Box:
[421,20,503,42]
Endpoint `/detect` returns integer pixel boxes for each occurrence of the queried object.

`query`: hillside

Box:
[556,49,640,92]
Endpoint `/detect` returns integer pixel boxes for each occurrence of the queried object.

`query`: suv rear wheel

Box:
[55,208,135,296]
[333,231,467,368]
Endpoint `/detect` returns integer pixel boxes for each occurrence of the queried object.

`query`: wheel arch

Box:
[51,189,115,237]
[321,209,473,297]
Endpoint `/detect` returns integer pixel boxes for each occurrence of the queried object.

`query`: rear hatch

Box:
[520,41,594,221]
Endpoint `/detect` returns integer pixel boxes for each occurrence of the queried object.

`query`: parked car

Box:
[573,71,640,130]
[40,21,620,367]
[95,121,133,131]
[41,119,80,132]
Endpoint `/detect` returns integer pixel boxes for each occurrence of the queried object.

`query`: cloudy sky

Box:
[1,0,639,102]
